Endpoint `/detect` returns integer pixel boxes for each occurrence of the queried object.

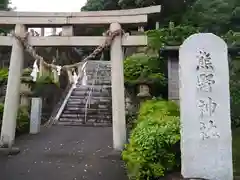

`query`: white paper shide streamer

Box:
[82,67,88,86]
[30,60,39,82]
[81,62,88,86]
[72,71,78,89]
[56,66,62,76]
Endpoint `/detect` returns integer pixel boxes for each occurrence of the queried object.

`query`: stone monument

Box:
[30,98,42,134]
[179,33,233,180]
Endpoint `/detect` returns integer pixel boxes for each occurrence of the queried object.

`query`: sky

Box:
[10,0,87,35]
[10,0,87,12]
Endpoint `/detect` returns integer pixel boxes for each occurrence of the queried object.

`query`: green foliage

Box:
[223,30,240,47]
[82,0,197,25]
[0,68,40,86]
[36,74,55,84]
[230,55,240,127]
[81,0,120,11]
[0,68,8,85]
[138,99,180,122]
[0,104,30,134]
[146,23,199,51]
[183,0,239,34]
[0,0,11,10]
[122,100,180,179]
[32,74,58,97]
[22,68,32,77]
[124,53,166,86]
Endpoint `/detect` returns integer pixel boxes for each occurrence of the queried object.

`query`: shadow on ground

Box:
[0,126,128,180]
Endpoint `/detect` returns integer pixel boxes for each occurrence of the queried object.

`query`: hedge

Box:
[122,100,180,180]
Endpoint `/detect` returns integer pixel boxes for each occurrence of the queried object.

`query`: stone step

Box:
[79,70,111,75]
[57,120,112,127]
[73,85,111,91]
[79,79,111,84]
[60,113,112,119]
[79,83,111,86]
[71,91,111,96]
[58,117,112,123]
[84,74,111,78]
[66,100,111,105]
[65,104,112,111]
[84,66,111,70]
[57,61,113,127]
[87,71,111,75]
[68,97,112,105]
[84,65,111,69]
[83,80,111,84]
[67,99,111,105]
[74,89,111,93]
[62,112,112,117]
[84,74,111,79]
[66,105,111,110]
[75,84,111,89]
[67,101,111,107]
[66,104,111,109]
[63,108,112,114]
[71,91,111,97]
[69,96,111,101]
[68,101,111,107]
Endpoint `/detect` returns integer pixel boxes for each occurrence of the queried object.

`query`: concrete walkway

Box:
[0,126,128,180]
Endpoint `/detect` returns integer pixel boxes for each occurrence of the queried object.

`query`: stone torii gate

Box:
[0,5,161,150]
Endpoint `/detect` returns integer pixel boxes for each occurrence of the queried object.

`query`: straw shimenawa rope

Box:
[11,29,124,72]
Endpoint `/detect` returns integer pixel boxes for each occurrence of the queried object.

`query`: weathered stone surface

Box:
[30,98,42,134]
[179,33,233,180]
[168,58,179,101]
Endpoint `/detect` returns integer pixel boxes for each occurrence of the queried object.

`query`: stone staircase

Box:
[57,61,112,126]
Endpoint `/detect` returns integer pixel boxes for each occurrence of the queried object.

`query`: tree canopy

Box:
[0,0,11,10]
[81,0,239,35]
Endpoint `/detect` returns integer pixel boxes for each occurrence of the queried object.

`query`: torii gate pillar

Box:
[110,23,126,151]
[0,24,26,148]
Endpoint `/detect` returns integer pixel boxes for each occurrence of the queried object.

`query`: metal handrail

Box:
[51,61,88,124]
[84,63,101,123]
[44,82,72,127]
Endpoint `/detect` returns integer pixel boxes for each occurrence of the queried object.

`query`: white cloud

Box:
[11,0,87,12]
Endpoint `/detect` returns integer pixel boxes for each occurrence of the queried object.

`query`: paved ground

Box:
[0,126,128,180]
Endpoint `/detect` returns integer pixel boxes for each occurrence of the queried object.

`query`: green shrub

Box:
[122,100,181,180]
[124,53,166,97]
[32,74,59,97]
[124,53,166,85]
[122,115,180,180]
[138,99,180,122]
[0,104,30,134]
[146,23,199,51]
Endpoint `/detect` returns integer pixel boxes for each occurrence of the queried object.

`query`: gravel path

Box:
[0,126,128,180]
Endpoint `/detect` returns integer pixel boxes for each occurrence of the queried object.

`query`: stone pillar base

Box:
[0,146,20,156]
